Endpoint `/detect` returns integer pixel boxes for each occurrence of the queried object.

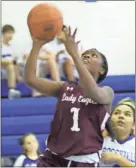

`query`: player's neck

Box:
[27,151,39,159]
[78,75,97,87]
[2,39,10,45]
[116,132,131,142]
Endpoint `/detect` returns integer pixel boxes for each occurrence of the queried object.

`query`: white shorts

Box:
[1,56,14,62]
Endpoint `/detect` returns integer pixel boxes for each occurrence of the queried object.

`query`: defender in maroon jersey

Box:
[24,26,114,167]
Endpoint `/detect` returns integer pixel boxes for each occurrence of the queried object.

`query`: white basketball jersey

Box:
[100,135,135,167]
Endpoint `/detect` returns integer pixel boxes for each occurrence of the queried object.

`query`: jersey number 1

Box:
[70,107,80,132]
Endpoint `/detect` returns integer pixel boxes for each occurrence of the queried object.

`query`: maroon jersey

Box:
[47,82,109,157]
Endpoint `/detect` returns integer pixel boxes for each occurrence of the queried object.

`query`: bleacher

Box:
[1,75,135,156]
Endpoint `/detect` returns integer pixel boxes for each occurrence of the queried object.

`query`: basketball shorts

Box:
[37,150,99,167]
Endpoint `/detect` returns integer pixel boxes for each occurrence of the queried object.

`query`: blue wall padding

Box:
[1,75,135,156]
[1,75,135,97]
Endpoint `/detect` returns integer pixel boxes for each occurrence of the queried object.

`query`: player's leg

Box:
[7,62,16,88]
[2,58,21,98]
[1,58,12,66]
[47,57,60,81]
[15,62,23,82]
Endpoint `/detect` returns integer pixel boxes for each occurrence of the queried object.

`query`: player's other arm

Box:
[24,38,64,97]
[117,156,135,167]
[102,151,135,167]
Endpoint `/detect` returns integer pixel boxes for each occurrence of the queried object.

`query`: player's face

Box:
[81,49,104,77]
[23,135,39,153]
[3,31,14,41]
[111,104,134,134]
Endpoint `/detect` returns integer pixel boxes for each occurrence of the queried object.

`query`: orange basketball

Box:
[27,3,63,41]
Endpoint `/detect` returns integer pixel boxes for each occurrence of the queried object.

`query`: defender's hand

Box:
[102,152,121,163]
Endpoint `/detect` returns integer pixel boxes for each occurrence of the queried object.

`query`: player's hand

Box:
[102,152,121,163]
[32,37,51,48]
[62,26,80,57]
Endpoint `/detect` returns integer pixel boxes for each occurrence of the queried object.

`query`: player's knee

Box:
[1,60,13,66]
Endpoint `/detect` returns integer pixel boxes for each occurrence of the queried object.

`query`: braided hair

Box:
[97,52,108,83]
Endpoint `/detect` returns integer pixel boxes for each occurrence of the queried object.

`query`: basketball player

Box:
[24,27,114,167]
[100,98,135,167]
[1,25,21,98]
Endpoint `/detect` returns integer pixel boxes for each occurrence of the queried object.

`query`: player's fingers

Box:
[68,26,71,36]
[76,41,80,45]
[63,27,68,40]
[73,28,77,38]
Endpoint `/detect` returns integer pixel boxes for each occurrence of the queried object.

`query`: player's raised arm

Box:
[62,26,114,105]
[24,38,64,97]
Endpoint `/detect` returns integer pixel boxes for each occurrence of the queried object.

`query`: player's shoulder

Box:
[102,136,113,150]
[16,154,26,160]
[100,85,114,94]
[13,155,26,166]
[104,135,135,146]
[125,135,135,146]
[104,136,112,143]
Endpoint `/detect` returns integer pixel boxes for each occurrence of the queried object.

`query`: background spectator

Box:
[13,133,40,167]
[100,98,135,167]
[44,25,79,82]
[18,46,60,97]
[1,24,21,99]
